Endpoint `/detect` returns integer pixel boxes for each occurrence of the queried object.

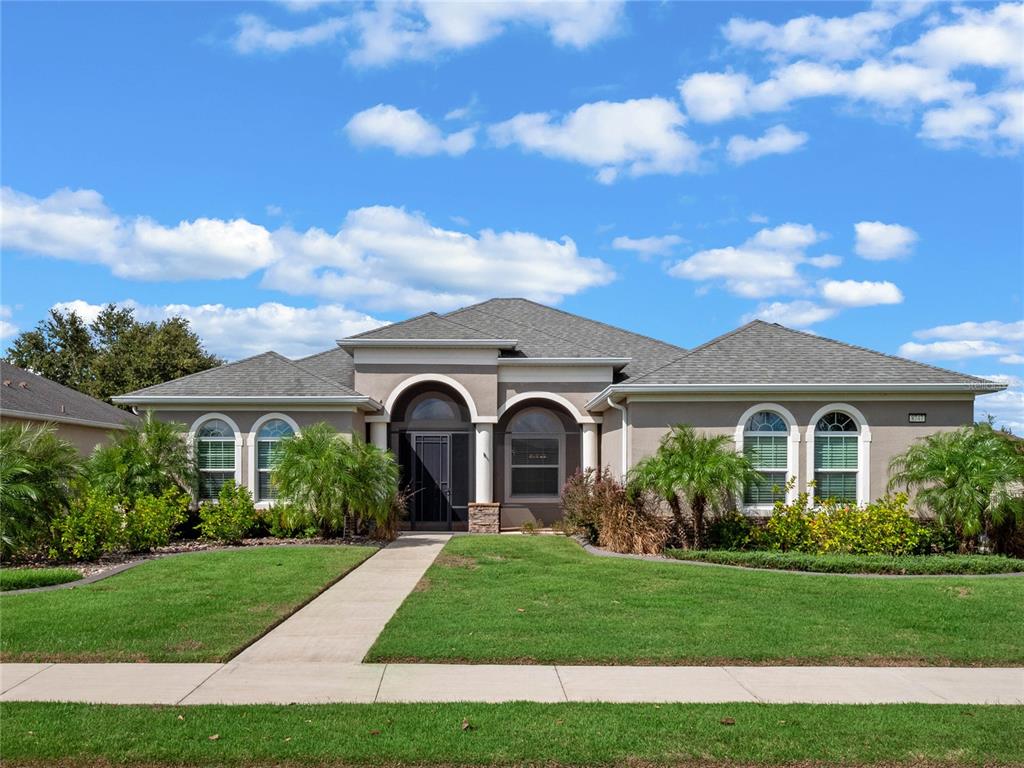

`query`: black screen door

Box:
[410,433,451,529]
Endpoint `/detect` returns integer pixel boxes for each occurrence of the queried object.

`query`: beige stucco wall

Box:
[626,397,974,502]
[2,415,123,457]
[498,381,609,420]
[356,364,499,417]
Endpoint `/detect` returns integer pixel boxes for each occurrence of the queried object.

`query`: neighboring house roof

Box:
[0,361,139,430]
[113,352,378,407]
[611,320,1000,390]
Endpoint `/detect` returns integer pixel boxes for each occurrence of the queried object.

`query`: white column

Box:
[369,421,388,450]
[581,422,599,473]
[474,422,493,504]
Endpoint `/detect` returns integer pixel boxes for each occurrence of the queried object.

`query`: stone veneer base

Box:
[468,503,501,533]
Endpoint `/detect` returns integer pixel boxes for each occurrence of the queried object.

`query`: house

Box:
[1,360,139,454]
[113,298,1004,531]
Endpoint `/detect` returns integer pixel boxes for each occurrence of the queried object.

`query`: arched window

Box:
[257,419,294,501]
[743,410,789,505]
[814,411,859,503]
[506,408,564,499]
[409,396,459,422]
[197,419,235,500]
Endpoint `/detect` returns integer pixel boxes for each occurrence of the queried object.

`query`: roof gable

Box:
[630,321,994,386]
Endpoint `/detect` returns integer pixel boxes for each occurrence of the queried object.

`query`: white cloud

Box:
[233,2,623,65]
[233,14,348,54]
[821,279,904,307]
[727,124,808,164]
[914,320,1024,342]
[854,220,918,260]
[611,234,684,257]
[724,8,903,62]
[975,384,1024,433]
[262,205,615,312]
[488,97,701,183]
[0,305,16,340]
[807,254,842,268]
[2,186,613,312]
[346,104,475,156]
[1000,353,1024,364]
[748,213,769,224]
[52,299,386,360]
[667,222,826,297]
[0,186,277,280]
[742,300,838,327]
[898,340,1016,359]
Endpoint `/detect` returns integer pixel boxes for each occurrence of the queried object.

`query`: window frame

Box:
[742,410,789,507]
[805,404,871,507]
[247,413,300,507]
[255,418,294,502]
[191,414,242,502]
[504,407,565,503]
[734,403,798,513]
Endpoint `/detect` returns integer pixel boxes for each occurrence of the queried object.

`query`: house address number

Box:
[908,413,927,423]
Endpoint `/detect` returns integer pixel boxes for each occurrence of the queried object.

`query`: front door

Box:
[409,433,451,530]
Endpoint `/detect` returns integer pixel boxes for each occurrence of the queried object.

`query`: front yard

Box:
[0,545,375,663]
[367,536,1024,666]
[3,702,1022,767]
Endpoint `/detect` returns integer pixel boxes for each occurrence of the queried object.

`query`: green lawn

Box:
[0,566,81,591]
[0,546,375,663]
[3,702,1022,767]
[368,536,1024,666]
[667,549,1024,575]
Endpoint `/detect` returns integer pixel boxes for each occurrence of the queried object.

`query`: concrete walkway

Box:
[2,532,1021,705]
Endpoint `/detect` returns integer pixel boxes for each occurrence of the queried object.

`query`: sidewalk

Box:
[2,532,1021,706]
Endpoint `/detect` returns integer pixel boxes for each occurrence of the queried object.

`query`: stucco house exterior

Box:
[1,360,139,454]
[113,298,1004,532]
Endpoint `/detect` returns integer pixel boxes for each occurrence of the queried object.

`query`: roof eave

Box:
[112,395,383,411]
[337,338,518,350]
[586,382,1007,411]
[0,408,135,431]
[498,357,631,368]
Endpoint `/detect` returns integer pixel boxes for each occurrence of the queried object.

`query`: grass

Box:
[0,545,374,663]
[2,702,1022,767]
[368,536,1024,666]
[666,549,1024,575]
[0,566,81,591]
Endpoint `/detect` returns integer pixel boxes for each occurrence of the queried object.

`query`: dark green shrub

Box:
[1,566,81,591]
[125,488,189,551]
[263,503,318,539]
[706,510,756,550]
[51,487,122,560]
[666,549,1024,575]
[198,483,257,544]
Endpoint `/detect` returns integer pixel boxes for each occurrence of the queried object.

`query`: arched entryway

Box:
[389,382,474,530]
[496,398,581,529]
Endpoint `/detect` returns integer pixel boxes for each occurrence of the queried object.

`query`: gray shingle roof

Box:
[346,312,506,341]
[294,347,355,388]
[117,352,363,399]
[629,321,997,386]
[1,361,139,428]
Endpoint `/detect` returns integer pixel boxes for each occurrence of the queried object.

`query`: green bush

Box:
[124,488,189,551]
[666,549,1024,575]
[757,491,817,552]
[51,487,122,561]
[706,510,756,550]
[262,503,318,539]
[0,566,81,591]
[199,484,257,544]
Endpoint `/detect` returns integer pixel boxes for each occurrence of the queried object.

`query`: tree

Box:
[888,422,1024,554]
[87,414,196,502]
[6,304,222,404]
[629,424,759,549]
[273,423,401,538]
[0,424,82,558]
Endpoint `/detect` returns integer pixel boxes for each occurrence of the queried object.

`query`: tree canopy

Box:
[6,305,222,405]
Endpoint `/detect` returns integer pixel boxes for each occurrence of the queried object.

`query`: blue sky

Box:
[1,1,1022,429]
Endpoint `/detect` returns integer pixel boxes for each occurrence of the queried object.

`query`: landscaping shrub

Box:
[560,469,606,543]
[87,414,195,501]
[706,510,756,550]
[51,487,122,561]
[263,503,318,539]
[757,492,816,552]
[560,468,668,554]
[0,566,81,591]
[199,483,257,544]
[666,549,1024,575]
[124,488,189,551]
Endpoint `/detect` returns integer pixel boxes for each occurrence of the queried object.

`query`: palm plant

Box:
[629,424,759,548]
[0,423,81,558]
[272,423,400,538]
[888,422,1024,554]
[87,413,195,501]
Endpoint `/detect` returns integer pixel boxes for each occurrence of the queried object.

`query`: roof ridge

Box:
[296,347,347,362]
[447,303,612,358]
[764,321,993,384]
[465,298,687,353]
[342,312,438,340]
[628,321,761,384]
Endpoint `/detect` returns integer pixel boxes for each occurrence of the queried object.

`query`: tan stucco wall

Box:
[626,397,974,501]
[498,381,609,419]
[2,415,122,457]
[356,364,499,417]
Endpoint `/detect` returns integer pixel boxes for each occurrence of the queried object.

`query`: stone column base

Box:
[468,502,501,533]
